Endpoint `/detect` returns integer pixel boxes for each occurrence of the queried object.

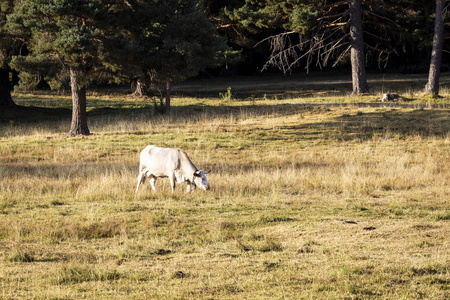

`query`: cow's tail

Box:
[135,169,146,194]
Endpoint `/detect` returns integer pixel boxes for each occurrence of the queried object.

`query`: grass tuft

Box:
[8,248,35,263]
[258,235,283,252]
[258,215,295,224]
[56,265,121,284]
[432,213,450,221]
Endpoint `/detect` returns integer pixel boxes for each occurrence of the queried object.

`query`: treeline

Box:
[0,0,448,136]
[211,0,447,96]
[213,0,445,74]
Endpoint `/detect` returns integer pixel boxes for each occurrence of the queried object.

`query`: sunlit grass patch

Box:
[0,80,449,298]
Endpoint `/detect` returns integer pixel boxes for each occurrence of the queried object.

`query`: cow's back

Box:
[140,145,184,176]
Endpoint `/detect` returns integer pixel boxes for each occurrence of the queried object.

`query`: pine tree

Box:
[0,0,18,108]
[122,0,236,114]
[425,0,445,96]
[7,0,127,135]
[349,0,367,94]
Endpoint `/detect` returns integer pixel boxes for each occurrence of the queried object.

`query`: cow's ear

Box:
[194,171,201,177]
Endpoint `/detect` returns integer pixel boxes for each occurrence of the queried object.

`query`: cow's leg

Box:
[186,182,195,193]
[169,172,176,193]
[135,171,146,194]
[149,176,157,191]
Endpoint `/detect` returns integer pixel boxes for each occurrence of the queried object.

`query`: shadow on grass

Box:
[1,101,449,142]
[172,72,449,100]
[259,107,450,142]
[0,105,71,124]
[0,104,153,126]
[333,108,450,139]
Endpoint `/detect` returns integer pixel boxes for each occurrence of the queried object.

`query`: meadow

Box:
[0,73,449,299]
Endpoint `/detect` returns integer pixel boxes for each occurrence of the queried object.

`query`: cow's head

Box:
[193,170,210,191]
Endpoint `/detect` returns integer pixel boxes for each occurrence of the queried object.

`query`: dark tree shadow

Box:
[0,105,71,124]
[2,100,449,144]
[333,108,450,139]
[263,107,450,144]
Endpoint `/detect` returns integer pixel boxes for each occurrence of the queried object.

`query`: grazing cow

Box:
[135,145,210,193]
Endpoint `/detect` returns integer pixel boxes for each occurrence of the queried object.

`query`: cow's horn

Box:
[204,170,211,174]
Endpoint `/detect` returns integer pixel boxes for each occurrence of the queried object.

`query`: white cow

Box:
[135,145,210,193]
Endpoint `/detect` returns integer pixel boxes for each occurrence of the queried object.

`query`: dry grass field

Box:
[0,73,449,299]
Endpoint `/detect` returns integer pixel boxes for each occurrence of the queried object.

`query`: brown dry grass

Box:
[0,75,449,299]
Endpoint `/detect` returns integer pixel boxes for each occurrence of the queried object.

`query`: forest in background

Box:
[209,0,448,75]
[0,0,449,134]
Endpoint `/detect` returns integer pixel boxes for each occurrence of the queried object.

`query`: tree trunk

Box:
[0,68,16,109]
[164,82,171,114]
[68,68,90,136]
[349,0,368,95]
[425,0,444,96]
